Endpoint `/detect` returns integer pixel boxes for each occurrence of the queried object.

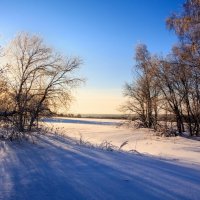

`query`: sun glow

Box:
[68,88,124,114]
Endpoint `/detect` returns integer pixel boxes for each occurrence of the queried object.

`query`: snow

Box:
[44,117,200,165]
[0,118,200,200]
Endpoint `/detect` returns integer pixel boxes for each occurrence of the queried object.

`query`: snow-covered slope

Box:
[1,134,200,200]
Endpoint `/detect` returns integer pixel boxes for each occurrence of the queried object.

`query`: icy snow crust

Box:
[0,118,200,200]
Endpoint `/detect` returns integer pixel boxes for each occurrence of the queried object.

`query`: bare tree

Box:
[122,44,160,129]
[155,58,185,134]
[2,32,82,132]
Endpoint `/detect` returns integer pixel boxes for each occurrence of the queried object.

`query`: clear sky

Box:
[0,0,184,114]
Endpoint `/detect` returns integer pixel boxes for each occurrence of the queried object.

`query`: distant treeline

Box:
[53,113,181,122]
[53,113,126,120]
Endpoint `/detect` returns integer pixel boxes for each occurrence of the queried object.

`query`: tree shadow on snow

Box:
[0,136,200,200]
[42,118,120,126]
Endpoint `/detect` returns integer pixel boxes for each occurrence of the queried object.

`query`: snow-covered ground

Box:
[44,117,200,164]
[0,118,200,200]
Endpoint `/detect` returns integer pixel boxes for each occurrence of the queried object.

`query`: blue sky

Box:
[0,0,184,114]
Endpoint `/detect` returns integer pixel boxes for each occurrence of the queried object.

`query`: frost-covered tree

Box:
[1,33,82,132]
[122,44,160,128]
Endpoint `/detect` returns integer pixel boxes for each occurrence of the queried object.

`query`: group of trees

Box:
[0,33,81,133]
[123,0,200,136]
